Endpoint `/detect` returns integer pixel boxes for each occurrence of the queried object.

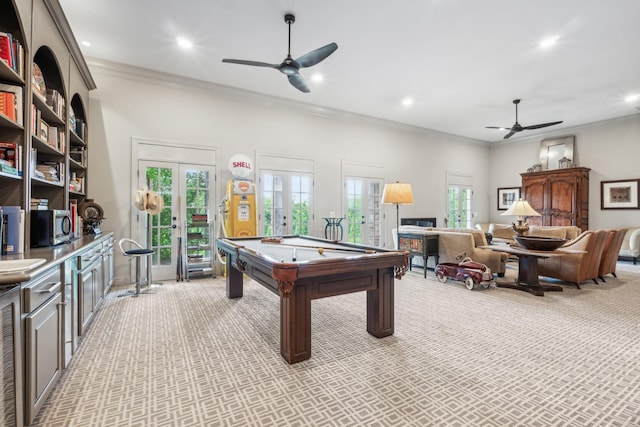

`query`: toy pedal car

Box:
[434,253,495,290]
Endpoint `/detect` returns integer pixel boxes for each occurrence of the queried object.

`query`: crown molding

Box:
[45,0,97,90]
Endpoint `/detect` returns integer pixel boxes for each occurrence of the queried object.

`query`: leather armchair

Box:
[537,230,609,289]
[598,228,627,281]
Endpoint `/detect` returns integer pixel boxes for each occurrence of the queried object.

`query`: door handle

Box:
[172,224,177,229]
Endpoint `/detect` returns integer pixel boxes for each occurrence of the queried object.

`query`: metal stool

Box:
[118,238,154,297]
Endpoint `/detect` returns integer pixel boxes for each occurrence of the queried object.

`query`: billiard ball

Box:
[317,247,324,255]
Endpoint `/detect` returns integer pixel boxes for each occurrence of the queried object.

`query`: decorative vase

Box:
[70,173,81,192]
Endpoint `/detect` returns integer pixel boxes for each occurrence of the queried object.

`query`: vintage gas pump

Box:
[223,154,257,237]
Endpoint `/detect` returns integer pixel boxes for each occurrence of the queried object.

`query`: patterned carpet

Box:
[32,263,640,426]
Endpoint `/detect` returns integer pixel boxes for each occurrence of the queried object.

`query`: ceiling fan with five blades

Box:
[222,14,338,93]
[486,99,563,139]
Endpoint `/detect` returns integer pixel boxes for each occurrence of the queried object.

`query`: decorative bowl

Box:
[514,236,567,251]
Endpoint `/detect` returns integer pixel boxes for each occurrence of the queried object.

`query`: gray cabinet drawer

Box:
[23,266,62,313]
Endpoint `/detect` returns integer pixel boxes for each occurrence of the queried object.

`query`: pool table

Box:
[216,235,408,364]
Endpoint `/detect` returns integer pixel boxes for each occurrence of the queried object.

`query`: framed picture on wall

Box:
[497,187,521,210]
[601,179,640,209]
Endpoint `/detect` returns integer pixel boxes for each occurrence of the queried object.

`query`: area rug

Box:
[32,264,640,426]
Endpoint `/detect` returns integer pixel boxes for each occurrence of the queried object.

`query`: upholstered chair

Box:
[598,228,628,281]
[537,229,609,289]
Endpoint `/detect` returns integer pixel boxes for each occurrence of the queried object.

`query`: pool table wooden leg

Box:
[280,284,312,364]
[366,269,395,338]
[226,257,243,299]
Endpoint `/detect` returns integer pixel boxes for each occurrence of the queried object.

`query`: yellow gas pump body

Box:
[224,178,257,237]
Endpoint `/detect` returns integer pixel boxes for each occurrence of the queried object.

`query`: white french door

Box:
[447,184,473,229]
[259,170,313,236]
[138,161,215,281]
[344,177,384,246]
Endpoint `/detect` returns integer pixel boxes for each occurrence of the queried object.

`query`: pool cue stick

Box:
[177,236,182,281]
[261,241,375,254]
[292,247,297,261]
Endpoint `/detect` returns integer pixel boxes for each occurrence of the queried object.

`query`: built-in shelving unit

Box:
[1,3,98,425]
[1,0,96,250]
[0,0,27,208]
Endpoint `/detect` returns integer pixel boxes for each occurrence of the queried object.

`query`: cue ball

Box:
[318,247,324,255]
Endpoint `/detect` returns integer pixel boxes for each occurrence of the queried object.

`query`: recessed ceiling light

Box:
[402,97,414,107]
[539,35,559,48]
[177,36,193,49]
[80,40,91,47]
[311,73,323,83]
[624,94,639,103]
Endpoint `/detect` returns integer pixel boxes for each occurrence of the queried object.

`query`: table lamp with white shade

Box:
[500,198,541,236]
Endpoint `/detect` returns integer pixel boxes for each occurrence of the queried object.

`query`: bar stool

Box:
[118,238,154,297]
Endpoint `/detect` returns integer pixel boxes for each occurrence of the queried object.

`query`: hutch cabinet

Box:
[521,167,590,230]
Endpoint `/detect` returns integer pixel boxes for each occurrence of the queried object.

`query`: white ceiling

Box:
[58,0,640,143]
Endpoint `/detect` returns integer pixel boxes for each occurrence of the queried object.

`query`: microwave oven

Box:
[30,209,72,247]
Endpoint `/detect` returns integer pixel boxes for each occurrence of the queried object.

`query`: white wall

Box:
[87,61,640,284]
[86,61,491,283]
[488,115,640,227]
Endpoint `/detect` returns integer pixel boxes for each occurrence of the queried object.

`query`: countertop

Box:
[0,232,114,285]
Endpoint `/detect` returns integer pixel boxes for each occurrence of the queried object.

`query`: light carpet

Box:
[32,263,640,426]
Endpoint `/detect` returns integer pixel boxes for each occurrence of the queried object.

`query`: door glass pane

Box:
[346,178,362,243]
[184,169,211,260]
[262,173,285,236]
[262,173,286,236]
[260,171,313,236]
[447,185,472,229]
[366,181,382,246]
[146,167,173,265]
[345,177,383,245]
[262,174,273,235]
[291,175,310,235]
[461,187,472,228]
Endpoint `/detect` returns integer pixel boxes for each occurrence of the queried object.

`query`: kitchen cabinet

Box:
[0,285,23,427]
[77,242,102,336]
[22,265,63,425]
[101,236,114,294]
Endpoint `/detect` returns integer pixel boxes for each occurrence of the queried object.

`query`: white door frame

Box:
[130,138,217,280]
[341,161,386,246]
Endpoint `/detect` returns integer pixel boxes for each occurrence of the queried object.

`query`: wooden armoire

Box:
[521,167,590,230]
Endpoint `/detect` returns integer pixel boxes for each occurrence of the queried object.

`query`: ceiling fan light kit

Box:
[222,13,338,93]
[486,99,563,139]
